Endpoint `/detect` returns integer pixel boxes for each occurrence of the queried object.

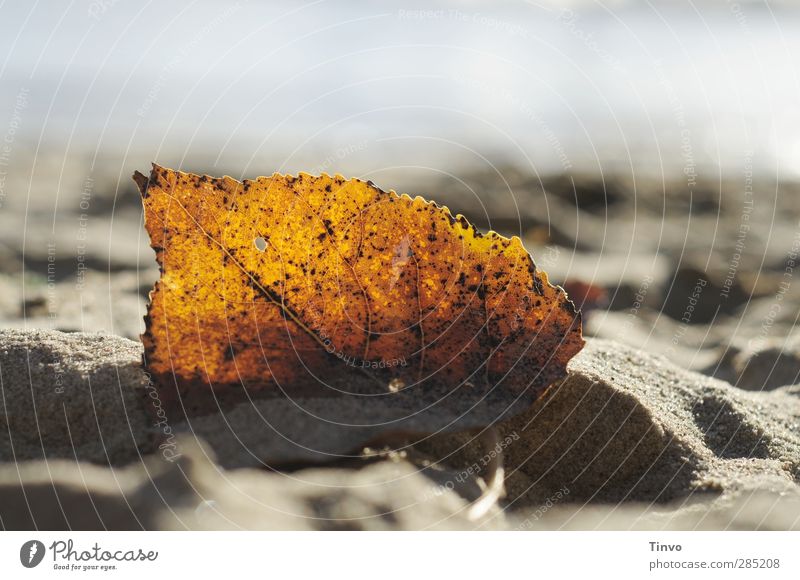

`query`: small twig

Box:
[467,427,505,521]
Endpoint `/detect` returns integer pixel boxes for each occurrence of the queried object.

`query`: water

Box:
[1,0,799,187]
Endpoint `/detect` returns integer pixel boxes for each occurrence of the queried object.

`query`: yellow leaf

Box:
[134,165,583,424]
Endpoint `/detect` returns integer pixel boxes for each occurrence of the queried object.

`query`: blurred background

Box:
[1,0,799,388]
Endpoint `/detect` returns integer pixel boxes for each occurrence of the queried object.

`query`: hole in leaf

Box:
[254,236,267,252]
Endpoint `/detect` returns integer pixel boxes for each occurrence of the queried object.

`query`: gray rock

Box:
[0,329,542,467]
[0,209,154,273]
[508,490,800,531]
[586,299,800,389]
[525,246,669,311]
[0,436,498,530]
[1,330,799,530]
[0,270,152,340]
[418,339,800,511]
[0,329,153,465]
[732,334,800,391]
[585,309,729,374]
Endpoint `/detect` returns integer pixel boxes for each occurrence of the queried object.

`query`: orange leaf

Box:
[134,165,583,451]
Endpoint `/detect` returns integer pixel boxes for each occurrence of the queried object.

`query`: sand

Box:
[1,329,798,530]
[1,163,799,530]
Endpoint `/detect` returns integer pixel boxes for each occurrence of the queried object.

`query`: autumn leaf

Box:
[133,165,583,454]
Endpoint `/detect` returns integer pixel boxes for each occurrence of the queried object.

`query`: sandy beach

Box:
[1,164,798,530]
[1,0,799,536]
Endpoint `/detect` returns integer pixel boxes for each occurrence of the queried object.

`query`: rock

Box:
[528,247,669,311]
[585,309,727,373]
[0,210,154,273]
[0,436,498,530]
[167,377,540,467]
[586,298,800,388]
[509,490,800,531]
[0,329,153,465]
[417,339,800,510]
[0,270,152,339]
[732,334,800,391]
[1,330,799,530]
[0,329,547,467]
[0,450,182,530]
